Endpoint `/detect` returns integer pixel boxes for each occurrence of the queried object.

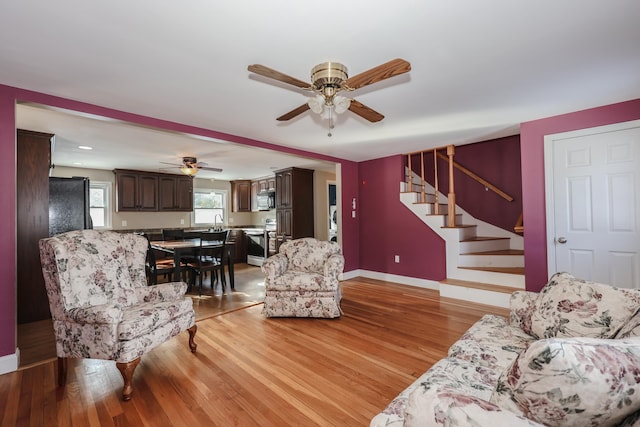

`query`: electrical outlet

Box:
[352,210,356,218]
[121,220,127,227]
[394,255,400,263]
[180,219,185,225]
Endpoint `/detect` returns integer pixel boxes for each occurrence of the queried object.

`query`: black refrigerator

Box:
[49,176,93,236]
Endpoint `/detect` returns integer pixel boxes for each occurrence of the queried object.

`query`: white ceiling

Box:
[2,1,640,180]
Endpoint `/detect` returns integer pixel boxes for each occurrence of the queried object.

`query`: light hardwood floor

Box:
[4,275,508,426]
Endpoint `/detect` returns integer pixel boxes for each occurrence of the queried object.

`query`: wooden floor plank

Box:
[2,275,508,426]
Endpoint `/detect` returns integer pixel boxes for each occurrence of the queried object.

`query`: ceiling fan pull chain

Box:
[328,106,333,137]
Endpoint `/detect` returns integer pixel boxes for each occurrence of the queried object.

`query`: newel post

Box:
[447,145,456,227]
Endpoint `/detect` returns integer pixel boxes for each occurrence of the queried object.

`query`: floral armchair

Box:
[261,237,344,318]
[39,229,197,400]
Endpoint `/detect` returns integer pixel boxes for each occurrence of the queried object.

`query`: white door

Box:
[545,120,640,289]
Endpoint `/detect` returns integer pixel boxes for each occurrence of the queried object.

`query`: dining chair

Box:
[145,237,176,285]
[186,231,229,296]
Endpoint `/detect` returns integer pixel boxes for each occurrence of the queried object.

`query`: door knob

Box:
[557,237,567,244]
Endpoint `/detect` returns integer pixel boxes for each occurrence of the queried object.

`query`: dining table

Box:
[150,239,235,290]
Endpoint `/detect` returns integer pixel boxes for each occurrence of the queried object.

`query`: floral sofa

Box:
[261,237,344,318]
[370,272,640,427]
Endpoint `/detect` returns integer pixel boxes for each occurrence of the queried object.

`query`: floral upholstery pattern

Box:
[491,337,640,427]
[530,272,640,339]
[448,314,534,371]
[371,273,640,427]
[261,238,344,318]
[39,230,196,364]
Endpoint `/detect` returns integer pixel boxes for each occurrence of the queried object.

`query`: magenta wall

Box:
[0,84,360,360]
[521,98,640,292]
[0,87,16,358]
[359,155,446,279]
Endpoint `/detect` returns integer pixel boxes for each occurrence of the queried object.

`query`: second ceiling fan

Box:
[247,58,411,124]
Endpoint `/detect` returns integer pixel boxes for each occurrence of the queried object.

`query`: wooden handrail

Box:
[405,145,515,228]
[435,152,514,202]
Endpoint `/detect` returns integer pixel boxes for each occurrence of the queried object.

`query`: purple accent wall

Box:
[409,135,523,233]
[339,161,360,272]
[521,98,640,292]
[0,86,16,358]
[0,84,360,360]
[359,155,446,279]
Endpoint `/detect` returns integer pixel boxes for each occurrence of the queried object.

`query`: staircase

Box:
[400,180,524,308]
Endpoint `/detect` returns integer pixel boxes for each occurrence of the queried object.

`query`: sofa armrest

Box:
[66,303,123,324]
[509,291,538,334]
[324,253,345,279]
[404,389,544,427]
[261,253,288,280]
[137,281,188,303]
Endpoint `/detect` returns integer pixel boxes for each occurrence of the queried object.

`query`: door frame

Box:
[543,119,640,278]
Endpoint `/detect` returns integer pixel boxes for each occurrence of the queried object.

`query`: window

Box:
[89,182,112,229]
[193,189,227,226]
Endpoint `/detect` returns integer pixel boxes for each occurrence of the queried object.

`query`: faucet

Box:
[213,214,224,231]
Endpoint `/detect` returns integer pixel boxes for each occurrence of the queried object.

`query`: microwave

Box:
[257,192,275,210]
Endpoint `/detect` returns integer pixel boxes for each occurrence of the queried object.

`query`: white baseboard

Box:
[0,348,19,375]
[343,269,440,290]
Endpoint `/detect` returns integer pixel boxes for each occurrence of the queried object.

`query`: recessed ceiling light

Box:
[73,162,82,165]
[78,145,93,150]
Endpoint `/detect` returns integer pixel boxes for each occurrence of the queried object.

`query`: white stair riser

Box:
[458,239,510,253]
[458,254,524,268]
[439,284,511,308]
[449,268,526,288]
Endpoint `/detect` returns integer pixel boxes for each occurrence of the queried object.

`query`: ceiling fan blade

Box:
[348,99,384,122]
[248,64,311,89]
[199,166,223,172]
[159,161,181,167]
[344,58,411,90]
[276,103,310,121]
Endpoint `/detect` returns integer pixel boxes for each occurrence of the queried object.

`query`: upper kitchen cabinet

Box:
[158,175,193,211]
[114,169,158,212]
[231,179,251,212]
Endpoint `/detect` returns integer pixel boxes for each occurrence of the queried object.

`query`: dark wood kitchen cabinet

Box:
[275,167,314,251]
[231,180,251,212]
[158,175,193,211]
[115,169,158,212]
[17,129,53,323]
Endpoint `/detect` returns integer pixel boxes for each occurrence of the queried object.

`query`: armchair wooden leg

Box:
[188,324,198,353]
[116,357,141,401]
[57,357,67,387]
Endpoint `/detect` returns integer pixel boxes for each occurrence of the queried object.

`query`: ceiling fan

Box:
[160,156,223,176]
[247,58,411,128]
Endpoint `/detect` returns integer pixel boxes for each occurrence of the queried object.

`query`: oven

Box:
[246,230,267,267]
[245,219,277,267]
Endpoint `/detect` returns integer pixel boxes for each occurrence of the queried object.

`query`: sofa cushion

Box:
[118,298,194,340]
[491,336,640,427]
[530,272,640,339]
[404,389,545,427]
[370,357,500,427]
[269,271,327,291]
[448,314,535,371]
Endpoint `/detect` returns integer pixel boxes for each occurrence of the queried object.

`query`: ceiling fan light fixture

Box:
[308,95,325,114]
[180,165,198,176]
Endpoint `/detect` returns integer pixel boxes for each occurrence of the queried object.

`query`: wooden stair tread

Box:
[461,249,524,256]
[459,266,525,275]
[441,224,477,229]
[460,236,509,242]
[441,278,522,294]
